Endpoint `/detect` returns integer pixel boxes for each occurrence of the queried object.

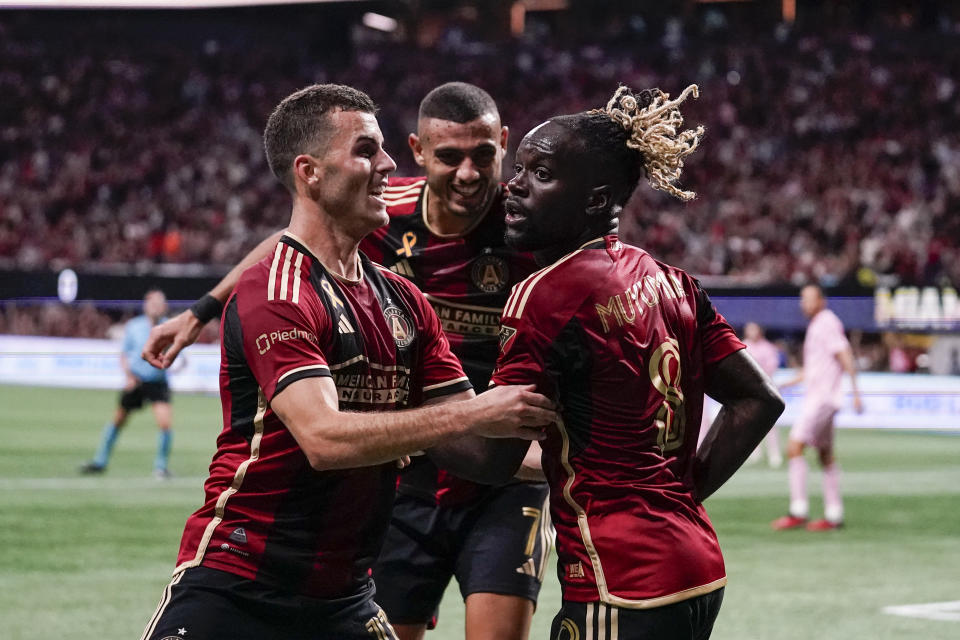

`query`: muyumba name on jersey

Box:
[594,271,687,334]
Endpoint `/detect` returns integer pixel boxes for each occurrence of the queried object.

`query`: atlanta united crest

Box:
[471,254,509,293]
[383,304,416,348]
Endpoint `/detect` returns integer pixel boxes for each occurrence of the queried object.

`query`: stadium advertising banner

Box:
[0,335,220,394]
[771,369,960,432]
[1,335,958,430]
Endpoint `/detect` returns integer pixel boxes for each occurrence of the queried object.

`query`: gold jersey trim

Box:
[555,416,726,609]
[278,363,330,384]
[422,376,470,392]
[503,242,594,319]
[173,389,267,576]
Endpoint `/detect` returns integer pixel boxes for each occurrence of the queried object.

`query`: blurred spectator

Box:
[1,8,958,284]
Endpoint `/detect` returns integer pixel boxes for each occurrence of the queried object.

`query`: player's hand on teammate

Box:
[142,310,205,369]
[470,384,557,440]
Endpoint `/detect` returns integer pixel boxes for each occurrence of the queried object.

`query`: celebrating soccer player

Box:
[144,82,553,640]
[139,84,556,640]
[488,85,785,639]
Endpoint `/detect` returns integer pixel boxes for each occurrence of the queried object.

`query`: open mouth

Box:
[503,198,527,225]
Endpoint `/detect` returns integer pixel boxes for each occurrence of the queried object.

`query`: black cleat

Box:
[79,461,106,474]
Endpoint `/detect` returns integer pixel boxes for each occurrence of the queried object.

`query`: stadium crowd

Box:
[1,9,958,289]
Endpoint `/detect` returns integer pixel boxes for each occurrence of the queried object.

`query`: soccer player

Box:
[80,289,174,479]
[140,84,556,640]
[489,85,785,639]
[742,322,784,468]
[143,82,552,640]
[772,284,863,532]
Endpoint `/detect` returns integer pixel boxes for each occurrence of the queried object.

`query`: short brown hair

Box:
[263,84,377,191]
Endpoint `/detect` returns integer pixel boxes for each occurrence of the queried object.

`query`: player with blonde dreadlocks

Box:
[486,85,785,638]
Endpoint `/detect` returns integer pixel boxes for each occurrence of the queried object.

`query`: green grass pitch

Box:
[1,385,958,639]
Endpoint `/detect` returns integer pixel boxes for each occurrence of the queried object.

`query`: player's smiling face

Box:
[308,110,397,236]
[504,120,595,258]
[412,113,508,220]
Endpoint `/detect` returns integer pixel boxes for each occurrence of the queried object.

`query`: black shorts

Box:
[120,380,170,411]
[141,567,398,640]
[374,481,552,627]
[549,589,724,640]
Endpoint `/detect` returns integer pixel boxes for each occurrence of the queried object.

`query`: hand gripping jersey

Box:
[360,177,539,505]
[174,233,471,598]
[492,236,745,607]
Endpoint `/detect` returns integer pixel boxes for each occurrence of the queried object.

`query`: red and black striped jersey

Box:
[492,235,744,607]
[360,177,540,506]
[174,233,471,599]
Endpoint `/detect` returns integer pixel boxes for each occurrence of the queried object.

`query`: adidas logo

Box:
[391,260,414,278]
[515,558,536,577]
[338,316,355,334]
[228,527,247,544]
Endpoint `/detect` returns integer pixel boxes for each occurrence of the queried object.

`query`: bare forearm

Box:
[280,396,475,471]
[427,436,530,484]
[209,230,285,302]
[694,396,783,501]
[694,350,785,501]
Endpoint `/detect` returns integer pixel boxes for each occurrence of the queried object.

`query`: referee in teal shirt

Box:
[81,289,174,478]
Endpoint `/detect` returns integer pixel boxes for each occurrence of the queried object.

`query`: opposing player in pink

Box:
[772,285,863,532]
[742,322,783,468]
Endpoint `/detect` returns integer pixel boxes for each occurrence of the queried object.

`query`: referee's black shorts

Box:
[141,567,398,640]
[549,589,724,640]
[120,380,170,411]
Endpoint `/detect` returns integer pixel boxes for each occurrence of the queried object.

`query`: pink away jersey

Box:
[802,309,849,409]
[743,338,780,377]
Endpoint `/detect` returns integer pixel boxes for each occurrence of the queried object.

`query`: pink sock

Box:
[822,462,844,523]
[788,456,809,518]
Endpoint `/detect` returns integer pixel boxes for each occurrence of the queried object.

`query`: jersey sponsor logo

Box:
[332,370,411,406]
[228,527,247,544]
[471,253,510,293]
[383,304,416,348]
[255,327,318,355]
[594,271,686,334]
[426,295,502,338]
[649,338,685,452]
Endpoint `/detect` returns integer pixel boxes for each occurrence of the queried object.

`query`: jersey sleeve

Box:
[824,313,850,356]
[490,313,559,397]
[234,286,331,403]
[402,278,472,400]
[692,279,745,366]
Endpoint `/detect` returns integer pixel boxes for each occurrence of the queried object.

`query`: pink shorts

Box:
[790,402,838,450]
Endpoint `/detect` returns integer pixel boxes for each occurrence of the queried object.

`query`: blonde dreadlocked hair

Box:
[594,84,704,201]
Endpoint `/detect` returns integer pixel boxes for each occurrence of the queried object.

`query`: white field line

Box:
[0,476,205,490]
[882,601,960,622]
